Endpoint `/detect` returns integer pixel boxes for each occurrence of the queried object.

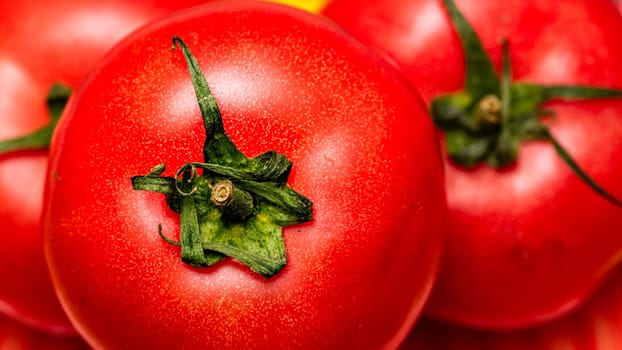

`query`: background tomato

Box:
[402,265,622,350]
[0,314,89,350]
[44,2,445,349]
[0,0,213,335]
[323,0,622,330]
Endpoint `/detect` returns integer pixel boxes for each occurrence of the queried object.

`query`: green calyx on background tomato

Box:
[132,37,313,277]
[322,0,622,331]
[0,84,70,155]
[434,0,622,205]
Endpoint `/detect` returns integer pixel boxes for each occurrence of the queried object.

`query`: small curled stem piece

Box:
[158,223,181,246]
[175,163,198,196]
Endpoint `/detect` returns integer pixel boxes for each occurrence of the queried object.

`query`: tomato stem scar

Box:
[209,179,255,222]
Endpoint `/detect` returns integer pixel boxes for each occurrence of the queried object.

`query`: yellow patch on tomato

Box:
[263,0,329,13]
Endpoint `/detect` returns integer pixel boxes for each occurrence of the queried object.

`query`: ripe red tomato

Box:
[43,2,446,348]
[0,0,213,335]
[324,0,622,330]
[402,265,622,350]
[0,314,89,350]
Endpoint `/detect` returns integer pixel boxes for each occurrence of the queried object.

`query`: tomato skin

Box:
[324,0,622,330]
[0,0,215,335]
[402,265,622,350]
[44,2,445,349]
[0,314,89,350]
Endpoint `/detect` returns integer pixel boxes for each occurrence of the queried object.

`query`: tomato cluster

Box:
[3,0,622,348]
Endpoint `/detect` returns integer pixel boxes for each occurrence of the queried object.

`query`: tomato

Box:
[43,2,446,349]
[323,0,622,330]
[0,0,217,335]
[0,314,89,350]
[402,265,622,350]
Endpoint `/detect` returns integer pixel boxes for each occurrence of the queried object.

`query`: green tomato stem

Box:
[0,83,71,155]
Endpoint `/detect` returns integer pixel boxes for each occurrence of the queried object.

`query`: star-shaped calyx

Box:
[132,37,313,278]
[432,0,622,206]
